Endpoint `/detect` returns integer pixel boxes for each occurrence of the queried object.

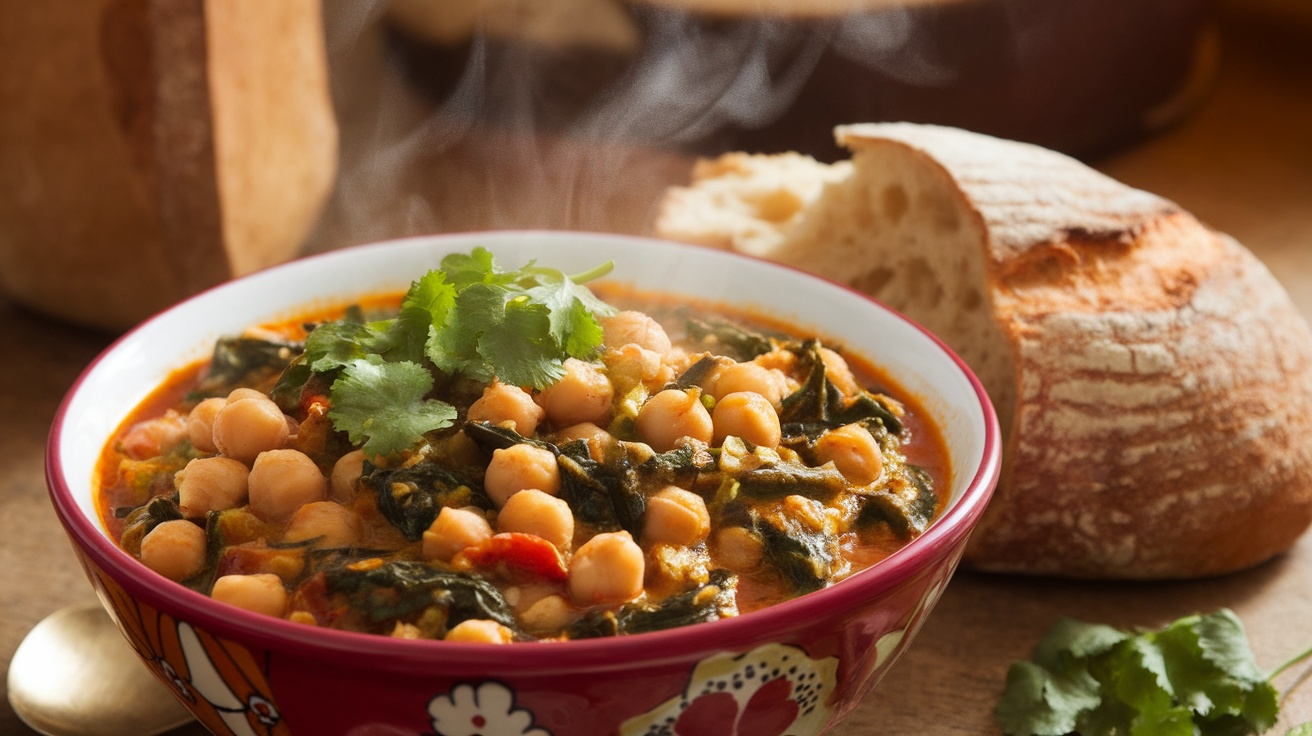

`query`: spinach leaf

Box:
[751,509,838,594]
[189,336,303,400]
[669,355,722,391]
[736,462,849,502]
[778,340,838,428]
[557,440,718,535]
[619,569,739,633]
[779,340,904,437]
[557,447,644,534]
[269,355,315,413]
[685,317,776,362]
[638,443,717,487]
[856,464,938,537]
[361,461,488,541]
[119,495,184,556]
[566,569,739,638]
[463,420,558,454]
[324,560,520,635]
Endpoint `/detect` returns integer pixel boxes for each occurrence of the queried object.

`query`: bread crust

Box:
[658,122,1312,578]
[0,0,337,330]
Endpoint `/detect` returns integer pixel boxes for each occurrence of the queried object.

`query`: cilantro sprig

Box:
[287,247,615,457]
[997,608,1312,736]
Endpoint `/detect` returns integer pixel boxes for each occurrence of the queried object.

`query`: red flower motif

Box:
[674,677,800,736]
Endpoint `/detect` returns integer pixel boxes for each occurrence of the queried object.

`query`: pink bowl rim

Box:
[47,230,1001,673]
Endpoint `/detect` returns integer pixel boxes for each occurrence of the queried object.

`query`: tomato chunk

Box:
[457,532,569,583]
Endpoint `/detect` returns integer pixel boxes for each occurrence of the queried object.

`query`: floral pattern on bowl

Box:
[621,642,838,736]
[428,681,551,736]
[89,564,288,736]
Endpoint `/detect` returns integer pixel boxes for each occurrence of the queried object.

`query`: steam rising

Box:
[310,0,937,251]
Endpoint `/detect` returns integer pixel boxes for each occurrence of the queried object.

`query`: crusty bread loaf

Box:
[0,0,337,330]
[656,122,1312,579]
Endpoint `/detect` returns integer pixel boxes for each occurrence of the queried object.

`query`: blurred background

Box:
[4,3,1312,734]
[1,0,1308,330]
[312,0,1216,244]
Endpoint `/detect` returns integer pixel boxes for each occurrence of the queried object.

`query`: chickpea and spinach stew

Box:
[97,248,950,643]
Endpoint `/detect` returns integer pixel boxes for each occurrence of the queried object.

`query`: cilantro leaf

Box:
[997,609,1279,736]
[996,660,1102,736]
[364,271,457,364]
[327,358,456,457]
[478,300,564,388]
[289,247,615,458]
[440,247,517,287]
[303,320,378,372]
[423,253,615,387]
[425,282,504,379]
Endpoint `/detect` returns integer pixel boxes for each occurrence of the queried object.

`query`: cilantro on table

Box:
[291,247,615,457]
[997,608,1312,736]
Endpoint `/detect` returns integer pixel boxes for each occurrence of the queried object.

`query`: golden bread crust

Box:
[657,122,1312,578]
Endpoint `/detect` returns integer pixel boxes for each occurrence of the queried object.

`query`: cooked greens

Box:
[99,247,949,644]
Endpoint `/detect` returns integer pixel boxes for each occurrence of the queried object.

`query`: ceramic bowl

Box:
[48,231,1000,736]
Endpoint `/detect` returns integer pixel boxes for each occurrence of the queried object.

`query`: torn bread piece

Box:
[656,122,1312,579]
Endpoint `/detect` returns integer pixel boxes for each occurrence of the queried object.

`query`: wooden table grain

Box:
[2,3,1310,734]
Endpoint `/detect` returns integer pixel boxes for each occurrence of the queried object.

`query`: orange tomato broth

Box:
[95,283,952,620]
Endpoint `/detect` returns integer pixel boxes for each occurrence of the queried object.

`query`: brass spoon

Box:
[8,602,193,736]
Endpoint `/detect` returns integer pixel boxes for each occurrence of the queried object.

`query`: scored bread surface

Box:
[655,122,1312,578]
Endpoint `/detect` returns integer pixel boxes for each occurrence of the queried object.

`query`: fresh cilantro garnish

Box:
[997,608,1312,736]
[420,256,616,388]
[328,358,457,457]
[299,247,614,458]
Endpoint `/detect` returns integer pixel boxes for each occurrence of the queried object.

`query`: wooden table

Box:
[2,2,1310,734]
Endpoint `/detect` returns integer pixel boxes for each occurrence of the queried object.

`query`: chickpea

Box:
[819,347,861,396]
[175,456,249,518]
[467,382,545,436]
[186,398,225,453]
[710,361,789,409]
[248,449,327,523]
[754,347,799,375]
[635,389,713,453]
[226,387,268,403]
[538,358,613,427]
[812,423,885,486]
[712,391,782,448]
[713,526,765,571]
[423,507,493,562]
[329,449,366,502]
[211,573,288,618]
[119,412,189,460]
[139,520,207,581]
[483,444,560,507]
[643,486,710,547]
[520,594,577,636]
[444,619,515,644]
[284,501,362,547]
[605,344,675,392]
[212,397,290,465]
[497,489,575,550]
[390,622,423,639]
[568,531,645,607]
[601,310,673,355]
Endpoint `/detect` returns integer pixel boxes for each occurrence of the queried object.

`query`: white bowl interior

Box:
[58,232,990,538]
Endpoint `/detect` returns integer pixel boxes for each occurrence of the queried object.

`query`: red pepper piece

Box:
[458,532,569,583]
